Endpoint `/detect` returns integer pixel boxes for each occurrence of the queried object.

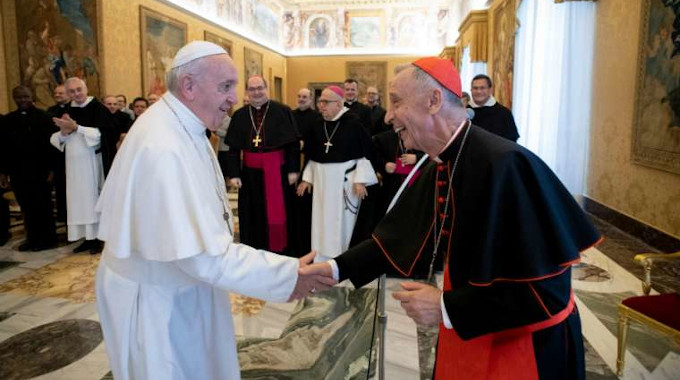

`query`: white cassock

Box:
[302,155,377,263]
[95,92,299,380]
[50,97,104,241]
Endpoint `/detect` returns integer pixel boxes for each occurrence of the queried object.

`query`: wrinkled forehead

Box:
[298,89,311,97]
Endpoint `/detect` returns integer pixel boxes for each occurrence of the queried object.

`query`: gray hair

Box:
[395,64,462,108]
[166,58,206,95]
[65,77,87,90]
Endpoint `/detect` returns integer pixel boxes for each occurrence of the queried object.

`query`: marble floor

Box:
[0,201,679,379]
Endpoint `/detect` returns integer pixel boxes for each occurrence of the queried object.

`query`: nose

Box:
[384,108,394,125]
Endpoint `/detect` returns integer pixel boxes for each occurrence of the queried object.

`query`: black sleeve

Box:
[335,238,395,287]
[372,135,388,176]
[0,116,7,174]
[226,149,241,178]
[443,269,573,340]
[284,140,300,174]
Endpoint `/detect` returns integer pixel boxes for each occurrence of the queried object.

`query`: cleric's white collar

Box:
[470,96,497,108]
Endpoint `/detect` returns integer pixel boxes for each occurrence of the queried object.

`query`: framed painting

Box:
[631,0,680,174]
[308,82,342,104]
[346,11,384,48]
[204,31,233,57]
[490,0,516,109]
[14,0,101,109]
[140,7,187,97]
[346,61,387,105]
[244,47,263,85]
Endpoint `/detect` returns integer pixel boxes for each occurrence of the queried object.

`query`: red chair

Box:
[616,252,680,376]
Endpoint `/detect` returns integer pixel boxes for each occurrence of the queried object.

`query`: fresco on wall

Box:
[140,7,187,97]
[348,13,382,48]
[216,0,243,24]
[14,0,100,109]
[632,0,680,175]
[309,17,331,49]
[346,61,387,104]
[161,0,449,54]
[248,0,280,45]
[491,0,516,110]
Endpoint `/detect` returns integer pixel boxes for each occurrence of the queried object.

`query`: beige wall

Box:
[286,55,420,110]
[587,0,680,238]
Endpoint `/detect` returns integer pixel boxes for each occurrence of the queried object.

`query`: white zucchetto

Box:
[171,41,227,69]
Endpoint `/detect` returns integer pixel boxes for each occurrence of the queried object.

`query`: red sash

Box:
[243,150,287,252]
[434,263,575,379]
[393,157,422,187]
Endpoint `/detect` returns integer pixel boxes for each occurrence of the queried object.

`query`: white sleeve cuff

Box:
[441,295,453,329]
[328,259,340,281]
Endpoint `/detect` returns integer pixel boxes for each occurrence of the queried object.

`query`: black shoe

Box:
[18,241,33,251]
[87,239,103,254]
[72,240,91,253]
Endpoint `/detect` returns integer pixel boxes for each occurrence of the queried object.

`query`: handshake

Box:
[287,251,336,301]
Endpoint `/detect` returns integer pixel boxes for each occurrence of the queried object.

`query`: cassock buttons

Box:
[437,196,446,204]
[437,165,445,172]
[440,213,447,220]
[441,230,450,236]
[437,180,447,186]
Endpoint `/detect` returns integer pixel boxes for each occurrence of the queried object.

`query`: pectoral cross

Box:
[252,134,262,147]
[324,140,333,153]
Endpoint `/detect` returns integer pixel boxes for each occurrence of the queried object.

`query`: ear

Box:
[179,74,197,101]
[428,88,443,115]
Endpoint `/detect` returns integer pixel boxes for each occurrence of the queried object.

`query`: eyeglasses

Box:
[247,86,266,92]
[317,99,340,105]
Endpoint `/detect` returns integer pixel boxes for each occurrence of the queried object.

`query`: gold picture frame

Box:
[140,6,187,97]
[204,30,233,57]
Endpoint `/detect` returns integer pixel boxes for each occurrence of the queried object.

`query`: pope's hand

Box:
[296,181,312,196]
[288,251,336,301]
[392,282,443,327]
[228,177,242,189]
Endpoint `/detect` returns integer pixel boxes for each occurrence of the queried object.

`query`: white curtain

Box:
[513,0,595,194]
[459,45,488,94]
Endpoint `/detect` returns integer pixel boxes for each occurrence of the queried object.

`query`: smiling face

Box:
[13,87,33,110]
[344,81,358,102]
[471,78,492,106]
[103,96,119,114]
[246,76,268,107]
[297,88,312,110]
[53,85,69,104]
[384,67,432,152]
[65,78,88,104]
[189,54,238,131]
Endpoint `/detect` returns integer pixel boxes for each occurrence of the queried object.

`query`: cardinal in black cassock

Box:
[225,76,299,255]
[312,58,600,380]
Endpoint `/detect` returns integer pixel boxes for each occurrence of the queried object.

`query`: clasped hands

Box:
[53,114,78,135]
[288,251,336,301]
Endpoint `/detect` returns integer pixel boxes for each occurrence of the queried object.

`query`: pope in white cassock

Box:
[95,41,335,380]
[297,86,378,262]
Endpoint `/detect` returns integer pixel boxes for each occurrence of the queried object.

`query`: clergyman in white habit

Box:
[94,41,335,380]
[296,86,378,262]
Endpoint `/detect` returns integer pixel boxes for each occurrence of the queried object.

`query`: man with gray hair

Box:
[302,57,600,379]
[95,41,334,380]
[51,77,115,254]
